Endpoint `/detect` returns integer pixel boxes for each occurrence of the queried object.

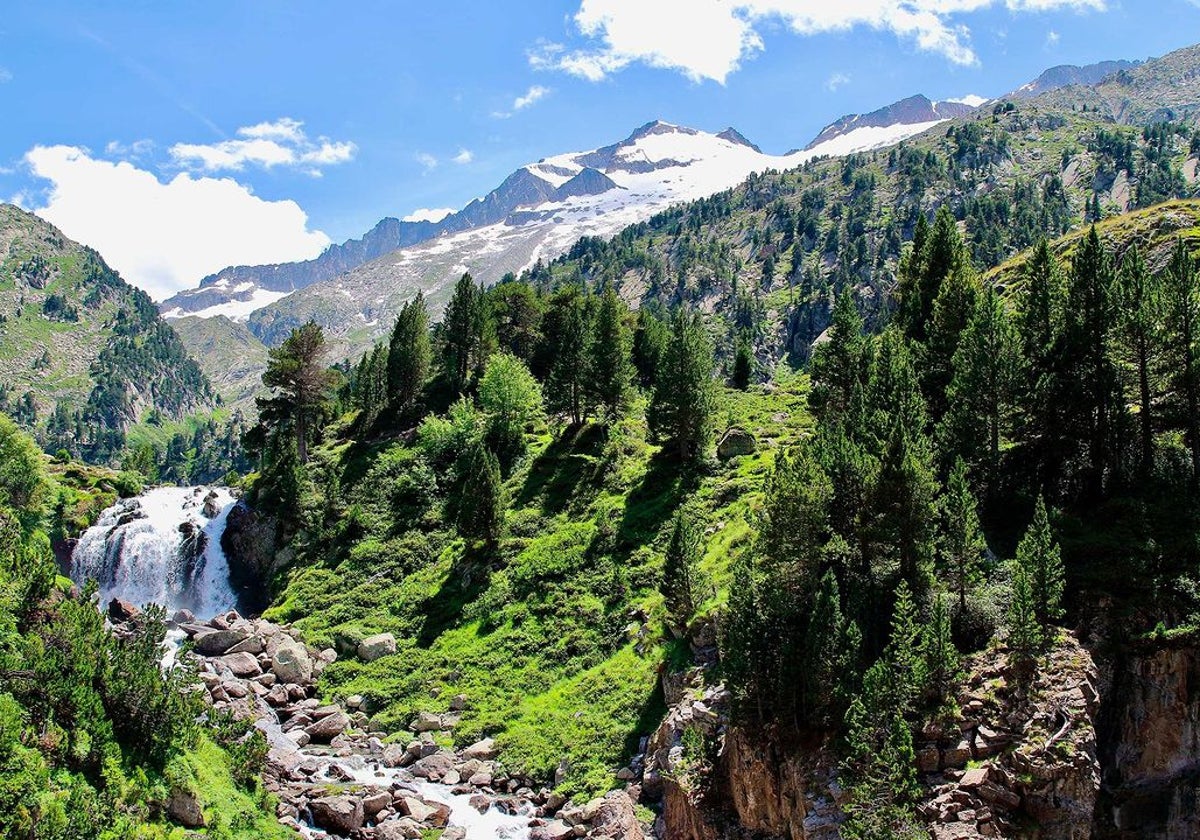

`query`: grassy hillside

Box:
[264,372,810,797]
[170,314,269,415]
[0,205,215,462]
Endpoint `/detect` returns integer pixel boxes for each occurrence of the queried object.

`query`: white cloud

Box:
[0,67,12,83]
[535,0,1106,82]
[1045,29,1060,46]
[947,93,988,106]
[25,145,330,300]
[416,152,439,171]
[514,84,551,110]
[452,149,474,165]
[168,117,355,175]
[402,207,455,223]
[826,72,850,91]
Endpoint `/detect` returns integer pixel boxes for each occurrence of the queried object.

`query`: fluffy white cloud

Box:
[169,117,355,175]
[947,93,988,106]
[493,84,553,118]
[25,145,331,300]
[416,152,439,171]
[402,207,455,223]
[452,149,474,165]
[826,72,851,91]
[535,0,1106,82]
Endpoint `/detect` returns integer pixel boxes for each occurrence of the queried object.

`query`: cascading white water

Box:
[71,486,239,619]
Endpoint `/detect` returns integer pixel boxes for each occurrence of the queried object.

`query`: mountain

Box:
[0,204,214,460]
[801,94,981,153]
[239,117,967,353]
[168,315,269,414]
[1010,58,1140,98]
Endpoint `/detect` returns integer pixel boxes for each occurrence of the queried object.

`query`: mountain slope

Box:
[168,315,269,414]
[1010,58,1140,98]
[801,94,979,151]
[0,205,215,460]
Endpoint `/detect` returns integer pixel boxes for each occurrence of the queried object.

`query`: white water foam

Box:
[71,486,239,619]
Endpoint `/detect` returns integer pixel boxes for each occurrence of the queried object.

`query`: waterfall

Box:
[71,486,239,619]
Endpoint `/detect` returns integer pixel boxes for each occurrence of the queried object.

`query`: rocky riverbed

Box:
[136,605,647,839]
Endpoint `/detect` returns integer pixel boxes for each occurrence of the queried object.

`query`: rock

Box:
[382,744,409,767]
[397,796,450,826]
[167,788,206,828]
[305,711,350,742]
[362,790,392,819]
[226,634,265,655]
[443,769,461,785]
[193,629,248,656]
[717,427,757,460]
[271,643,313,684]
[375,819,424,840]
[309,795,364,834]
[171,609,195,625]
[346,693,364,710]
[219,651,262,677]
[412,711,443,732]
[450,693,468,711]
[532,820,576,840]
[357,632,397,662]
[462,737,498,760]
[285,729,310,748]
[107,598,139,623]
[469,771,494,787]
[589,790,645,839]
[202,491,221,518]
[469,794,491,813]
[410,752,455,781]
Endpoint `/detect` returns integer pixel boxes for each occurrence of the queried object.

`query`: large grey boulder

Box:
[305,711,350,743]
[357,632,397,662]
[193,628,248,656]
[309,795,364,834]
[717,427,757,460]
[219,651,262,677]
[272,642,313,684]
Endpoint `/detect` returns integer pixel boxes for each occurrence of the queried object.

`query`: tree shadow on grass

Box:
[616,451,696,552]
[515,423,609,515]
[415,548,492,647]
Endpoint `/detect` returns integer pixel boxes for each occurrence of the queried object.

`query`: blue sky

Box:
[1,0,1198,298]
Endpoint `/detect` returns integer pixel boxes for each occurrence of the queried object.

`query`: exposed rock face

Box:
[219,500,277,612]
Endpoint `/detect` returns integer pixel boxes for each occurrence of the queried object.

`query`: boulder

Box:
[171,609,196,625]
[167,787,205,828]
[271,643,313,684]
[219,651,262,678]
[382,744,409,767]
[410,752,455,781]
[362,790,392,819]
[462,737,498,760]
[107,598,140,623]
[226,634,265,655]
[716,427,757,460]
[358,632,397,662]
[193,629,248,656]
[531,820,576,840]
[397,796,451,826]
[375,819,424,840]
[412,711,443,732]
[309,795,364,834]
[589,791,644,839]
[305,711,350,742]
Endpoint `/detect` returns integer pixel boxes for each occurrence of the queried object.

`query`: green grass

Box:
[266,377,813,799]
[168,735,293,839]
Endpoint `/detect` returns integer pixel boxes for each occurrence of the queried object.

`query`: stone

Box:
[362,790,392,818]
[450,693,468,711]
[462,737,498,759]
[194,628,248,656]
[107,598,139,623]
[309,795,364,834]
[305,711,350,742]
[285,730,310,748]
[532,820,576,840]
[271,643,313,685]
[410,752,455,781]
[225,634,265,655]
[918,745,941,772]
[942,739,972,768]
[469,794,491,813]
[960,767,989,788]
[412,711,443,732]
[171,609,195,624]
[716,427,757,460]
[468,771,494,787]
[397,796,450,826]
[978,782,1021,809]
[219,651,262,677]
[375,819,424,840]
[443,769,461,785]
[382,744,409,767]
[167,788,206,828]
[589,791,645,840]
[346,693,365,710]
[357,632,397,662]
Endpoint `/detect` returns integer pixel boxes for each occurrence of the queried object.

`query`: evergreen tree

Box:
[632,307,670,390]
[939,286,1017,482]
[883,581,926,715]
[661,511,708,636]
[759,440,832,578]
[1015,496,1065,641]
[1018,240,1064,373]
[803,569,849,723]
[923,593,960,705]
[545,289,591,425]
[940,457,987,616]
[587,287,634,422]
[259,321,337,463]
[478,352,543,469]
[387,292,431,416]
[721,555,772,723]
[442,273,488,394]
[810,288,868,420]
[731,331,753,390]
[895,212,930,339]
[1008,563,1042,663]
[355,343,390,427]
[1113,246,1162,477]
[649,310,716,462]
[1163,239,1200,485]
[456,439,504,547]
[924,258,980,418]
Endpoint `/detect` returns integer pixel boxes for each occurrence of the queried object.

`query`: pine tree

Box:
[924,259,980,418]
[649,310,716,463]
[803,569,847,723]
[456,439,504,547]
[1008,563,1042,663]
[940,457,987,616]
[1113,246,1162,477]
[759,440,832,576]
[939,286,1017,482]
[896,212,930,338]
[1164,239,1200,485]
[923,593,960,704]
[259,321,337,464]
[387,292,431,416]
[731,331,753,390]
[545,290,591,425]
[661,511,707,636]
[587,287,634,422]
[884,581,926,715]
[442,273,487,394]
[810,288,868,420]
[1018,240,1064,372]
[632,307,669,390]
[1015,496,1064,641]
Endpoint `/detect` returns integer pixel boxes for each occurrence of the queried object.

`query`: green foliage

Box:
[648,310,716,462]
[259,321,339,464]
[1015,497,1065,640]
[387,292,432,417]
[661,510,707,635]
[479,352,543,469]
[455,439,505,548]
[587,287,634,421]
